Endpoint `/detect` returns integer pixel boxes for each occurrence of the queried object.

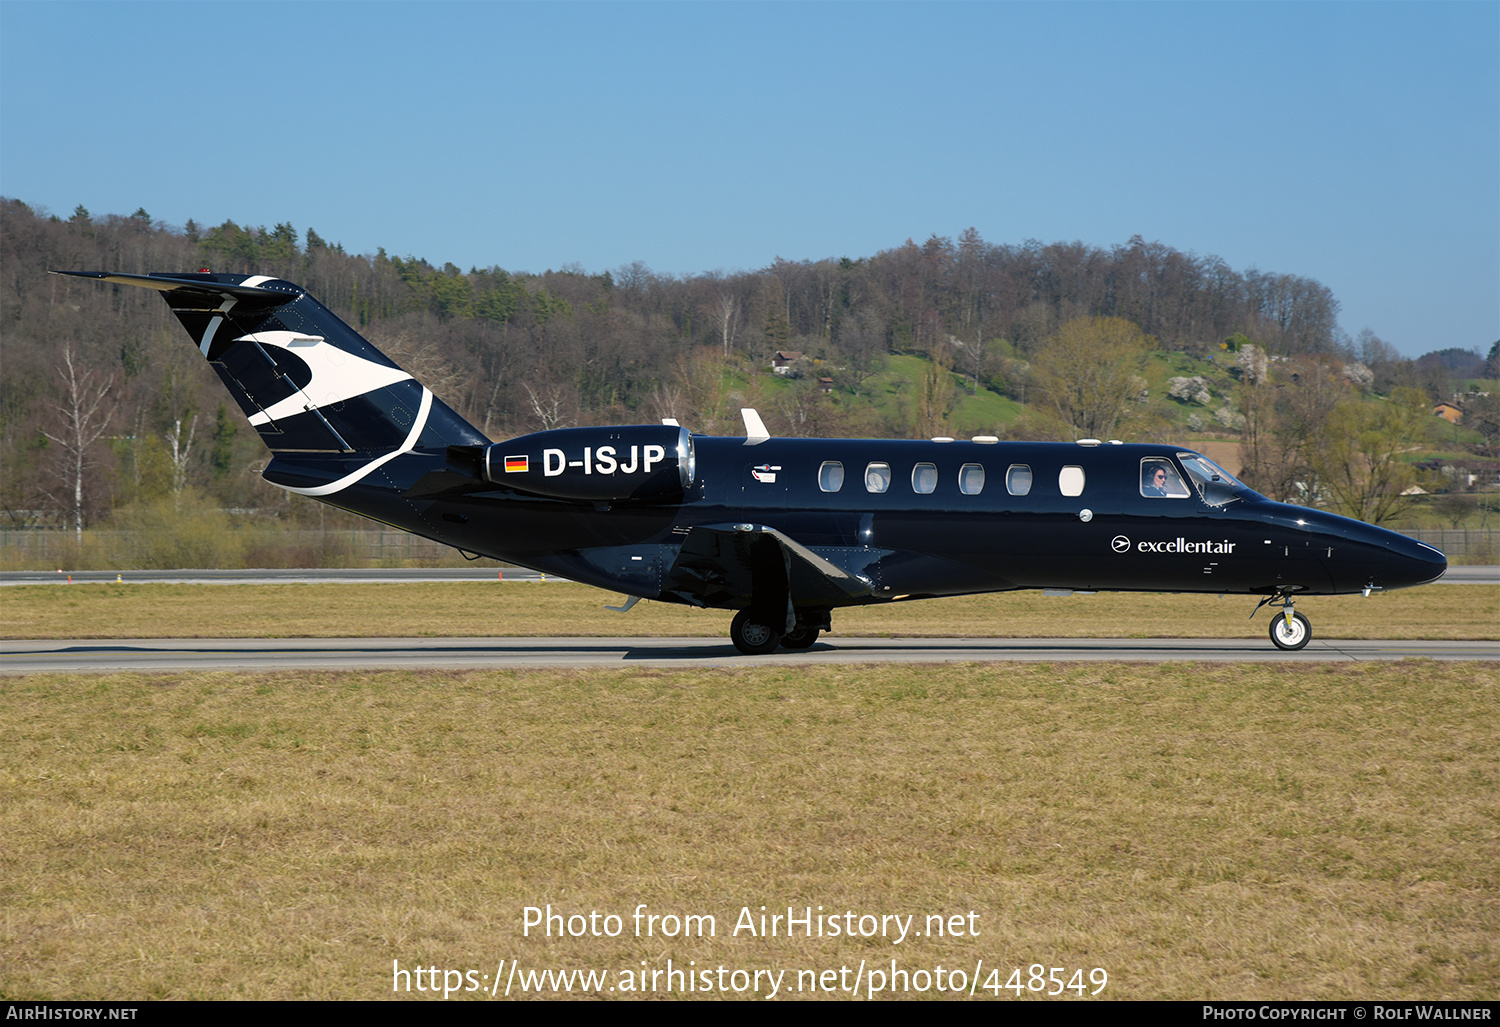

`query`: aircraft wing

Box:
[661,523,873,612]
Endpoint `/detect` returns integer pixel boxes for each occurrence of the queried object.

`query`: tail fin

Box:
[52,271,488,495]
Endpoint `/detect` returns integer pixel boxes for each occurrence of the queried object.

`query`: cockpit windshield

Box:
[1177,452,1249,507]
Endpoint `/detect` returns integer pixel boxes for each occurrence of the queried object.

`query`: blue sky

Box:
[2,1,1495,358]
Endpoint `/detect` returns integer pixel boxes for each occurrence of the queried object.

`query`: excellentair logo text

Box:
[1132,538,1237,554]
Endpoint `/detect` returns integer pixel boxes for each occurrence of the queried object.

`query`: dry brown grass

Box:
[1,662,1495,1000]
[1,581,1495,641]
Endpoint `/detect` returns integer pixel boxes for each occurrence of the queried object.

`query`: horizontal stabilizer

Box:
[50,270,296,304]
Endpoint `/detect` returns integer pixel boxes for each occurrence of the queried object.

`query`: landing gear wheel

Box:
[730,610,782,655]
[781,625,820,649]
[1269,611,1312,651]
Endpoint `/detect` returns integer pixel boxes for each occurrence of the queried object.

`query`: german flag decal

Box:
[504,455,528,473]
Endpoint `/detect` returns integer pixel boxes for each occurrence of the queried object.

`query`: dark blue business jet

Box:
[55,271,1447,654]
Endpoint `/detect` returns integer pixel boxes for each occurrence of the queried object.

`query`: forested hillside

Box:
[2,198,1495,541]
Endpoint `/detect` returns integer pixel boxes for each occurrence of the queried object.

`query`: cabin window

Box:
[1140,458,1190,498]
[959,463,985,495]
[865,462,892,493]
[912,463,938,494]
[819,461,844,492]
[1059,465,1085,497]
[1006,464,1032,496]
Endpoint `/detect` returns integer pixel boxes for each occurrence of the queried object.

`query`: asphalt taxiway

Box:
[5,567,1492,670]
[2,635,1493,673]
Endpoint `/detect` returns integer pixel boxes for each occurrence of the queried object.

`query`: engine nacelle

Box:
[482,424,695,503]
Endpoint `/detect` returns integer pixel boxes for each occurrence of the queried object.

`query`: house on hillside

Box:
[771,351,804,376]
[1433,401,1464,425]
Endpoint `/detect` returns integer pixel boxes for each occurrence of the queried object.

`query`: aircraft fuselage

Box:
[306,436,1446,609]
[54,270,1447,654]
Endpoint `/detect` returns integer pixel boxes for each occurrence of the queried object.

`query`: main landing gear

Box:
[729,610,781,655]
[780,625,821,649]
[1254,593,1312,651]
[729,609,829,655]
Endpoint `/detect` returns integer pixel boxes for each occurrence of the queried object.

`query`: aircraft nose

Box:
[1366,527,1447,590]
[1399,536,1448,587]
[1302,507,1448,593]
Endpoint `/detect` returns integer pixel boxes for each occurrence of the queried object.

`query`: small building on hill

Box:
[1433,401,1464,424]
[771,351,804,375]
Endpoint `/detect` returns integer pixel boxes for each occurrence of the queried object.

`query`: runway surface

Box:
[2,635,1493,672]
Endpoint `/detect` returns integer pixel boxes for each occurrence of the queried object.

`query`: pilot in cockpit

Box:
[1142,460,1187,498]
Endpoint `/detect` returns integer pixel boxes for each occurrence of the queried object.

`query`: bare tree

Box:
[647,381,687,426]
[523,382,571,432]
[954,334,989,395]
[1246,271,1340,354]
[43,346,117,539]
[915,335,957,439]
[1237,376,1291,498]
[830,307,886,397]
[366,318,466,398]
[165,414,198,504]
[712,288,741,358]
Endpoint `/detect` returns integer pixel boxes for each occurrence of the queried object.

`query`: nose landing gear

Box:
[1269,609,1312,650]
[1253,593,1312,651]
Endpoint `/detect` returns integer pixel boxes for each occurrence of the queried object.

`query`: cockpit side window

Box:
[1140,458,1190,499]
[1176,452,1247,507]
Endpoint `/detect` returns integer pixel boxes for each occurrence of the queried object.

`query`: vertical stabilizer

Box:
[52,271,488,496]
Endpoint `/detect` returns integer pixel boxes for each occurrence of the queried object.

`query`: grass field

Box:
[2,581,1496,641]
[2,584,1495,1001]
[1,662,1495,1000]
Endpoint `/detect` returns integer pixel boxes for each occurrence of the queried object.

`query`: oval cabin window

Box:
[912,463,938,494]
[959,463,985,495]
[1006,464,1032,496]
[1059,465,1086,497]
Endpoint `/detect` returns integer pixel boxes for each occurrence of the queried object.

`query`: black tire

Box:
[781,625,820,649]
[730,610,782,655]
[1269,611,1312,651]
